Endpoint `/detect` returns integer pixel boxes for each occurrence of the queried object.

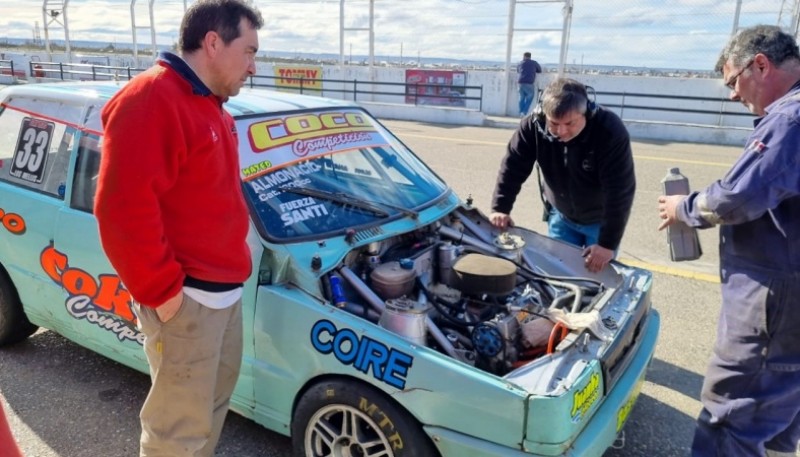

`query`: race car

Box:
[0,81,659,457]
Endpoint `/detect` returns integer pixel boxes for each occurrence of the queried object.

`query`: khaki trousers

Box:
[134,294,243,457]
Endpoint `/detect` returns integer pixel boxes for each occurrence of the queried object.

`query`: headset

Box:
[532,83,597,142]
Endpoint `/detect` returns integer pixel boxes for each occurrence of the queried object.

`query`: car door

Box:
[50,102,148,372]
[0,94,82,339]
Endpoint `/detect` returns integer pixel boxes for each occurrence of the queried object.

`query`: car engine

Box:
[320,209,607,376]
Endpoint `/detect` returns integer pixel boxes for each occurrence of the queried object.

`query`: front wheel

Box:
[292,379,439,457]
[0,268,38,346]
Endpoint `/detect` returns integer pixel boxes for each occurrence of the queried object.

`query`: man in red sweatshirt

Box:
[94,0,262,455]
[0,403,23,457]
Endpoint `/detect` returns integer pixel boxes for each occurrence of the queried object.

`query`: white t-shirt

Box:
[183,286,243,309]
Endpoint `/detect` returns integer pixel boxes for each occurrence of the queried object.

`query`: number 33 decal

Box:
[11,117,54,184]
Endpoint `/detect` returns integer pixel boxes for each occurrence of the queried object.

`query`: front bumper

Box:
[424,310,661,457]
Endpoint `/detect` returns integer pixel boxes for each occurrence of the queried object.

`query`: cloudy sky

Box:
[0,0,788,70]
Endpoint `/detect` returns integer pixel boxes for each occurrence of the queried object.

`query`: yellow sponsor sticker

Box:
[616,379,644,432]
[571,372,601,422]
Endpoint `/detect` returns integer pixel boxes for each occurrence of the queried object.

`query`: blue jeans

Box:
[518,83,535,116]
[547,206,601,248]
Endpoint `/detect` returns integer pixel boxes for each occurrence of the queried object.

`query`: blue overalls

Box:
[678,85,800,456]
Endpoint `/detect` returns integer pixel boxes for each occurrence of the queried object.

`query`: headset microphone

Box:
[533,116,559,142]
[532,104,560,142]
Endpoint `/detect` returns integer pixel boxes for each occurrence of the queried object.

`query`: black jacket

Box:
[491,107,635,250]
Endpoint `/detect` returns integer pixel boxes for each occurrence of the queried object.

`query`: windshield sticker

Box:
[11,117,54,184]
[319,157,374,177]
[247,162,320,202]
[241,111,390,180]
[280,197,329,227]
[39,245,144,345]
[0,208,26,235]
[242,159,273,178]
[311,319,414,390]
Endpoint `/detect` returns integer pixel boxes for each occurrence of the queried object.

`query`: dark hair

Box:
[179,0,264,53]
[523,52,532,58]
[540,77,588,118]
[715,24,800,73]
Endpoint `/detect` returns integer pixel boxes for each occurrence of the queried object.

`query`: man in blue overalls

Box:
[658,25,800,457]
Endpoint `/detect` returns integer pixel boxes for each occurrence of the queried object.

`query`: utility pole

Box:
[42,0,71,61]
[130,0,158,65]
[778,0,800,38]
[339,0,374,67]
[731,0,742,35]
[504,0,572,115]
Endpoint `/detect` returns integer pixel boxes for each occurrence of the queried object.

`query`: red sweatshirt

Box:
[95,56,252,307]
[0,403,22,457]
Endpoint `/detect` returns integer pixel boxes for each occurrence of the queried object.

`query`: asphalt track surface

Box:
[2,115,785,456]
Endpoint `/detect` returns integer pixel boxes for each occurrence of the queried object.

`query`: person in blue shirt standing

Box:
[517,51,542,117]
[658,24,800,457]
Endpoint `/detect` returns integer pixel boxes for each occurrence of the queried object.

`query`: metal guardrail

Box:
[29,61,145,81]
[2,61,752,125]
[246,74,484,111]
[7,61,484,111]
[0,60,24,79]
[596,90,752,122]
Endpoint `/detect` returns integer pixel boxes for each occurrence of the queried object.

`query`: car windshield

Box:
[235,108,448,241]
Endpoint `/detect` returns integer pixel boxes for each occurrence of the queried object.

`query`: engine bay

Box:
[319,210,614,377]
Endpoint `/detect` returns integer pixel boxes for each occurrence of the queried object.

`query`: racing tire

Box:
[0,267,37,346]
[292,379,439,457]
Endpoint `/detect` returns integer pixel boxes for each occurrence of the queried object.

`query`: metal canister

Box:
[378,298,430,346]
[438,241,460,286]
[329,274,347,308]
[493,232,525,263]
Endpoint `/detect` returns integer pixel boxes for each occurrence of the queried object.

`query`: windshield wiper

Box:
[279,186,419,220]
[278,185,390,218]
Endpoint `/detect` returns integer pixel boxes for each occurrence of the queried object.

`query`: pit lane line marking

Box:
[618,258,720,283]
[397,133,733,168]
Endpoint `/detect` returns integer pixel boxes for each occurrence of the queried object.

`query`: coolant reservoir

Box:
[370,260,416,299]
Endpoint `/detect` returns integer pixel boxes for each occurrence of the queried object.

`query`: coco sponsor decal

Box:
[241,111,388,179]
[570,371,601,422]
[40,245,143,344]
[311,319,414,389]
[0,207,26,235]
[248,112,373,152]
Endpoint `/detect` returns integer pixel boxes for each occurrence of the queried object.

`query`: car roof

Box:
[0,81,360,119]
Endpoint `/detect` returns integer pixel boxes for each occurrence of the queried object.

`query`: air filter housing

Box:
[452,253,516,296]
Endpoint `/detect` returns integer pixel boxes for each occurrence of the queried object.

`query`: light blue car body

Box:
[0,82,659,456]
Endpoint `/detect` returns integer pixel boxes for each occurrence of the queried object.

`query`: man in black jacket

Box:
[490,78,635,273]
